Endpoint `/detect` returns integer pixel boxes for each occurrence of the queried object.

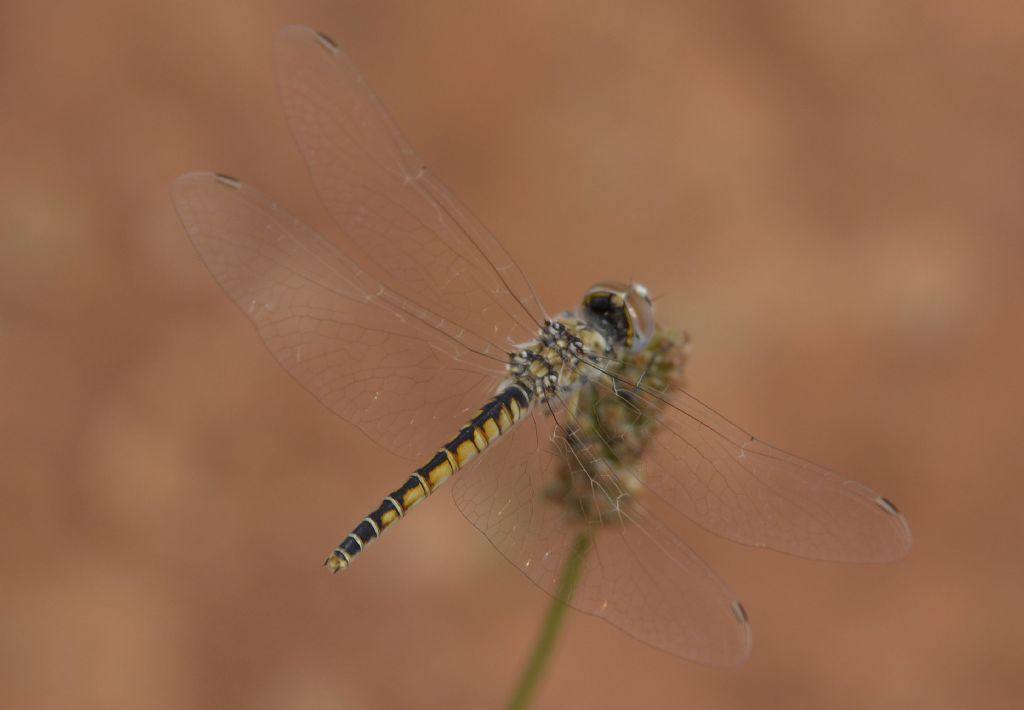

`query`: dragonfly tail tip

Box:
[324,553,348,573]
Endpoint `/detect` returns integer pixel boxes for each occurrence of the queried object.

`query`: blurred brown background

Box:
[2,1,1022,708]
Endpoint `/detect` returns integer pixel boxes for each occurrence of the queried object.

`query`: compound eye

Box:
[625,284,655,351]
[632,282,652,304]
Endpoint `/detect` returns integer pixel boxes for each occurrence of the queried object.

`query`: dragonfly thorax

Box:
[508,317,608,402]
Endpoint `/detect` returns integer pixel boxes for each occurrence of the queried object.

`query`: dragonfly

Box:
[172,25,912,666]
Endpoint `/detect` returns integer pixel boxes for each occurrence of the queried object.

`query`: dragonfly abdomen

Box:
[325,384,531,572]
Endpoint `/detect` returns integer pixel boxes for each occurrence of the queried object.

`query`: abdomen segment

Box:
[325,384,530,571]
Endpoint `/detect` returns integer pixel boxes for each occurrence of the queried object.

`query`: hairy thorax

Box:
[506,316,611,403]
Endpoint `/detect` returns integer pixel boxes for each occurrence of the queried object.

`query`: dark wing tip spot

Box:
[214,173,242,189]
[875,496,901,516]
[314,30,340,53]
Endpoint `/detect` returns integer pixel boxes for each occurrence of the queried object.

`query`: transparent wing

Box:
[452,408,752,665]
[588,371,913,563]
[171,173,508,461]
[274,25,546,352]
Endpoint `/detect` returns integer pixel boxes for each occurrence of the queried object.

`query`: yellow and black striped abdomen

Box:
[325,385,530,572]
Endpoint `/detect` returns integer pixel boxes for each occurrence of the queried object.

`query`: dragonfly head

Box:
[582,281,656,353]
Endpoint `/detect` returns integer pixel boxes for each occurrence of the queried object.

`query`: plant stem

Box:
[506,528,594,710]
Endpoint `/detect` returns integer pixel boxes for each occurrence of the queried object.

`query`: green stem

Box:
[506,528,594,710]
